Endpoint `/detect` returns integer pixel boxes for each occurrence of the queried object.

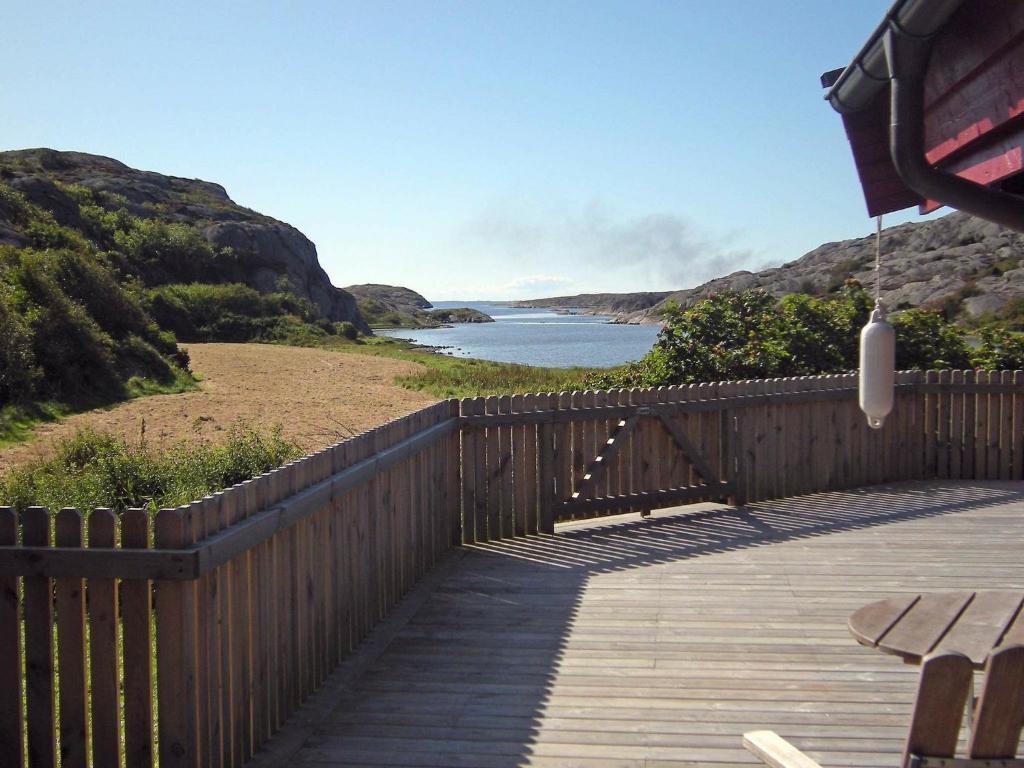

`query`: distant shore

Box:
[508,293,668,324]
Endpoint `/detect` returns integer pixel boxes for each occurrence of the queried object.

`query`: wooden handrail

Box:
[459,380,1024,427]
[459,384,872,426]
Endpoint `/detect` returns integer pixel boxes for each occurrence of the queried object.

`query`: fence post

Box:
[723,385,746,507]
[448,400,463,545]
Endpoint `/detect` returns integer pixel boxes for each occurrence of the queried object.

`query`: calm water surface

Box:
[376,302,660,368]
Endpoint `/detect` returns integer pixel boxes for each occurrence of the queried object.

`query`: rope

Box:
[875,214,883,305]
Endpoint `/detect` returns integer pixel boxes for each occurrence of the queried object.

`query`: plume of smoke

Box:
[459,199,754,293]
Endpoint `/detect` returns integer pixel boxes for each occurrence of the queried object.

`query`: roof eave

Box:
[825,0,967,114]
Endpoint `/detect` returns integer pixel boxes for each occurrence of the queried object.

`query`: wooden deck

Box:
[256,480,1024,768]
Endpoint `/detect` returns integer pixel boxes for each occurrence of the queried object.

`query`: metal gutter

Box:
[884,27,1024,231]
[825,0,966,113]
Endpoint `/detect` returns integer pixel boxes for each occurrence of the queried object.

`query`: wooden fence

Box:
[457,370,1024,537]
[0,400,459,768]
[1,371,1022,767]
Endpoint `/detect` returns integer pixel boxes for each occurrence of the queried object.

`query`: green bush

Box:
[114,218,238,285]
[0,184,33,226]
[589,286,872,388]
[25,218,90,252]
[0,424,302,512]
[971,327,1024,370]
[146,282,327,343]
[891,309,971,369]
[0,245,190,407]
[0,283,40,403]
[586,285,985,389]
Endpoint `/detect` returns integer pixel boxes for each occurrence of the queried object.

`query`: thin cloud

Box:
[458,199,755,293]
[504,274,573,292]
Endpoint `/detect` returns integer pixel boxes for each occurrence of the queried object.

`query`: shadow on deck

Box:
[255,481,1024,768]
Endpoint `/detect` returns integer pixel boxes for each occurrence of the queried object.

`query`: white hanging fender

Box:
[859,303,895,429]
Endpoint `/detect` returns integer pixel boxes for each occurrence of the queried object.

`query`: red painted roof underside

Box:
[842,0,1024,217]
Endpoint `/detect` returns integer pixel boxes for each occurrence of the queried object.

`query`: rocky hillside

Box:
[0,148,366,330]
[345,284,493,327]
[345,283,431,319]
[515,213,1024,325]
[428,307,493,324]
[634,212,1024,323]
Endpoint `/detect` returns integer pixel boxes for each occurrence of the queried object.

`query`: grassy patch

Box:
[0,422,301,511]
[0,372,197,448]
[0,401,71,448]
[347,336,596,398]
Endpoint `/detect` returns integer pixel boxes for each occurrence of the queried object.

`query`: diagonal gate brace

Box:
[570,414,638,501]
[655,413,720,486]
[570,411,720,502]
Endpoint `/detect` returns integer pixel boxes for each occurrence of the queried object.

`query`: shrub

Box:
[890,308,971,369]
[114,218,237,285]
[587,285,976,389]
[25,218,91,251]
[146,282,326,343]
[17,250,122,401]
[1,247,190,406]
[0,284,40,404]
[971,327,1024,370]
[337,321,359,340]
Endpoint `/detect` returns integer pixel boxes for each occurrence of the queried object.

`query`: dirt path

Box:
[1,343,439,469]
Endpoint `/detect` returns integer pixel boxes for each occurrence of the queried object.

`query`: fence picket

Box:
[88,509,120,768]
[511,394,527,536]
[523,394,540,535]
[986,370,1000,479]
[1015,372,1024,481]
[121,509,154,768]
[23,507,55,768]
[499,395,515,536]
[155,507,199,768]
[55,509,89,768]
[949,371,964,479]
[0,508,24,768]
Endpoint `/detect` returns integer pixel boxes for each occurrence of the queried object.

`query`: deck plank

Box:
[262,481,1024,768]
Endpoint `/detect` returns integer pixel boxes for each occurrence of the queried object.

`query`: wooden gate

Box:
[458,387,736,537]
[546,392,736,523]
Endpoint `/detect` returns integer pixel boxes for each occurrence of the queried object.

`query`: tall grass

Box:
[0,423,301,512]
[395,359,594,398]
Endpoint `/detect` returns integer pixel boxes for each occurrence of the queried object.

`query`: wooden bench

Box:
[744,643,1024,768]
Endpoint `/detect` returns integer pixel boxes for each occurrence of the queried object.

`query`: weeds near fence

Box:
[0,423,301,512]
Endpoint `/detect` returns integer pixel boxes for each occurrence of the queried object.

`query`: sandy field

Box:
[1,343,439,470]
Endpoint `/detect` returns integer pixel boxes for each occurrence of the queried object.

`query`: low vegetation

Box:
[0,178,358,442]
[587,284,1024,389]
[348,337,592,397]
[0,423,301,512]
[356,297,428,328]
[0,193,197,446]
[146,282,359,344]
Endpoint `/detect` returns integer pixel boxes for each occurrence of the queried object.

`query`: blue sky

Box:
[2,1,940,301]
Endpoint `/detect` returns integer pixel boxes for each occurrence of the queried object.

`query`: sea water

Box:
[375,302,660,368]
